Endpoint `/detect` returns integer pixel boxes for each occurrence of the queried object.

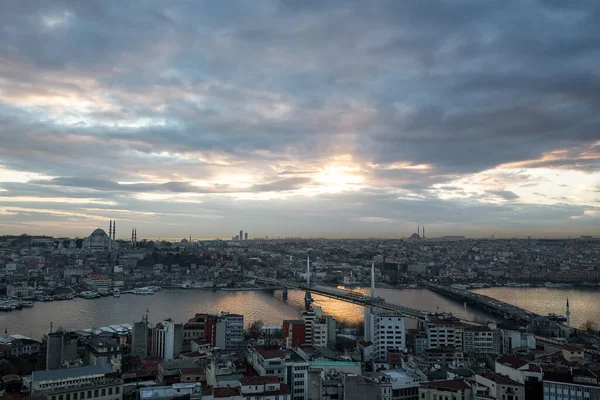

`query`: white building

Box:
[365,308,406,361]
[311,316,336,349]
[425,316,464,349]
[495,356,543,384]
[500,330,536,354]
[151,319,183,361]
[301,306,322,345]
[463,326,498,355]
[475,373,524,400]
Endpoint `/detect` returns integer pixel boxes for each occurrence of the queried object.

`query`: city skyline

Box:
[1,1,599,238]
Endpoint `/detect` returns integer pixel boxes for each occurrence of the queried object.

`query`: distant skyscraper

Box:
[239,230,243,241]
[244,232,248,241]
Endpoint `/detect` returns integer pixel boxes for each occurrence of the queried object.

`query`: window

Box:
[59,395,64,400]
[115,387,120,395]
[94,390,98,398]
[101,389,106,397]
[67,394,71,400]
[87,391,92,399]
[108,388,112,395]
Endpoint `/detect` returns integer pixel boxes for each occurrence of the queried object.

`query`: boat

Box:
[80,291,100,299]
[21,301,34,308]
[113,288,120,298]
[131,287,154,295]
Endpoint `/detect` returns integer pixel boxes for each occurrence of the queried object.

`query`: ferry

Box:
[131,287,155,295]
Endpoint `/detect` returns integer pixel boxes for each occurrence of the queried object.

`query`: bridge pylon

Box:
[282,286,288,301]
[304,291,313,310]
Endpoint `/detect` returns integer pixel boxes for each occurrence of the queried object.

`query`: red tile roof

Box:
[253,346,285,359]
[496,355,529,369]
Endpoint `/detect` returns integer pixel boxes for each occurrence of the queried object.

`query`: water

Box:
[5,287,597,341]
[472,287,600,329]
[1,288,492,340]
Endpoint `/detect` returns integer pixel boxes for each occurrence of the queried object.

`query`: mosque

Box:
[409,226,425,241]
[82,220,118,252]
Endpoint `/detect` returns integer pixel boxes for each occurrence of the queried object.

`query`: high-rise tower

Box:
[566,298,571,327]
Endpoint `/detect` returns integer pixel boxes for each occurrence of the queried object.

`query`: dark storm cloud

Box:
[1,0,600,236]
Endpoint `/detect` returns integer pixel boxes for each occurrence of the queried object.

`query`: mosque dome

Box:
[84,228,110,251]
[409,232,421,240]
[180,238,189,244]
[91,228,108,237]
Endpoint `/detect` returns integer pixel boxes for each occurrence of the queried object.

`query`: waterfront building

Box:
[82,274,113,292]
[283,320,306,348]
[26,363,123,400]
[151,319,183,361]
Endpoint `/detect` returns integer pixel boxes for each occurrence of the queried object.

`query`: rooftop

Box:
[478,373,522,386]
[253,346,285,359]
[32,364,113,383]
[421,379,471,391]
[240,376,280,385]
[496,355,530,369]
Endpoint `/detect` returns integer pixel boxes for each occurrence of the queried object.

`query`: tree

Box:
[248,320,264,339]
[580,320,598,333]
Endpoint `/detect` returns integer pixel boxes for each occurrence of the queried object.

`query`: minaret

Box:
[132,229,135,249]
[113,220,116,241]
[108,220,112,251]
[370,261,376,298]
[566,298,571,327]
[134,229,137,247]
[423,226,425,240]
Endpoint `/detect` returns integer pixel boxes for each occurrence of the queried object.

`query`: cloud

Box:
[487,190,521,201]
[0,1,599,237]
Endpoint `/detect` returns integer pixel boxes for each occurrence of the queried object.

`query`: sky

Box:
[0,0,599,240]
